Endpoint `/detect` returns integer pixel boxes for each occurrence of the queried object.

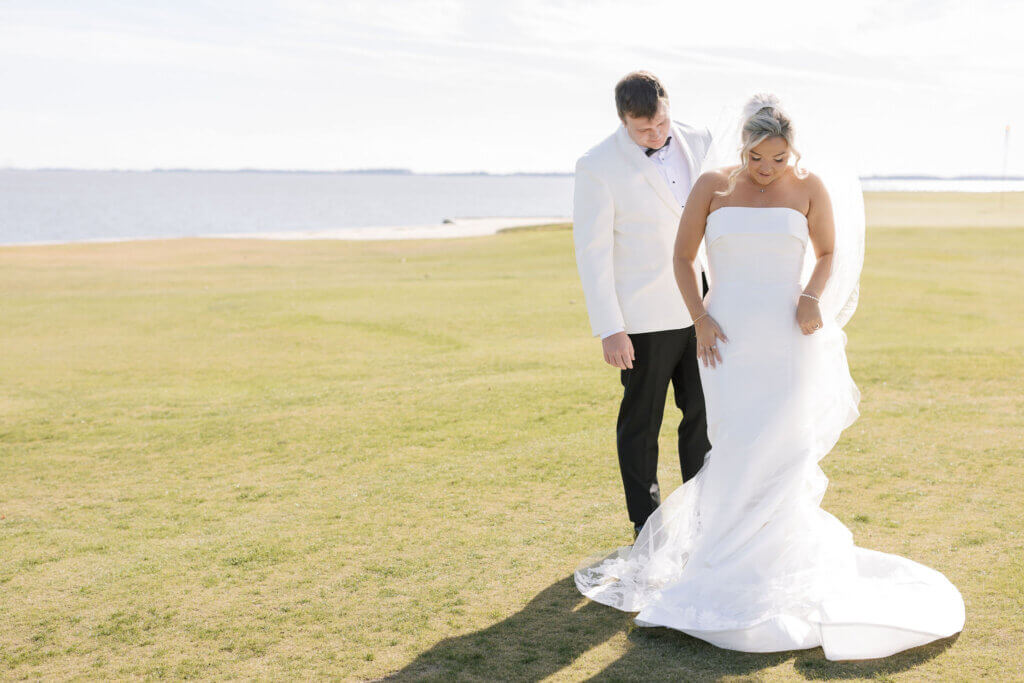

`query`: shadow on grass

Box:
[379,575,959,681]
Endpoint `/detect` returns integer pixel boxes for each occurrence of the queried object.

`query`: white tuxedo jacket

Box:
[572,120,712,338]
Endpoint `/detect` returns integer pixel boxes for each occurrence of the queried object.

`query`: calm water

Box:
[1,170,1021,246]
[0,170,574,245]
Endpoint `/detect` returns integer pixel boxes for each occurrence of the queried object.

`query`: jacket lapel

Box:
[670,121,702,189]
[616,126,681,217]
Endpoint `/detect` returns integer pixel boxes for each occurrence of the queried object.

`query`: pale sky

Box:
[1,0,1021,176]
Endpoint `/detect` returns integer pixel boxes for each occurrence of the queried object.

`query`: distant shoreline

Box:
[3,167,1024,181]
[0,217,572,248]
[0,167,573,177]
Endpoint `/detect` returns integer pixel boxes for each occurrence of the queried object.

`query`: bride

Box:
[573,94,965,661]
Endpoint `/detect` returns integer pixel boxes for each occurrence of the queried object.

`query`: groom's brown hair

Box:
[615,71,667,120]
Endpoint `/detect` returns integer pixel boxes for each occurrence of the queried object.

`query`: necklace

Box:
[754,169,785,192]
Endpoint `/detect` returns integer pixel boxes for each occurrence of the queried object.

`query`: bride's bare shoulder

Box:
[792,168,824,187]
[791,168,829,199]
[694,167,734,193]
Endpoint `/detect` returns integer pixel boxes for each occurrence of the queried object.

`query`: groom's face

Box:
[622,98,670,150]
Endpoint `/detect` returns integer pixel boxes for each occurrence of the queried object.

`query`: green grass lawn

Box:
[1,194,1022,680]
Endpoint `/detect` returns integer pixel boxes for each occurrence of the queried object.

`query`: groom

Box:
[572,71,713,540]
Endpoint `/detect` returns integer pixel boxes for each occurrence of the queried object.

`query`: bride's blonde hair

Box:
[716,93,807,196]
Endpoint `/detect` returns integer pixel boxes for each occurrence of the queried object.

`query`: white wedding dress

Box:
[574,206,965,661]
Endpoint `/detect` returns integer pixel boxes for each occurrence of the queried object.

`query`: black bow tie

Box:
[645,136,671,157]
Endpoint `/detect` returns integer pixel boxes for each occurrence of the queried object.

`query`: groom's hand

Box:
[602,332,635,370]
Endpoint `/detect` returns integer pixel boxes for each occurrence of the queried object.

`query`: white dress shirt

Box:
[646,136,692,210]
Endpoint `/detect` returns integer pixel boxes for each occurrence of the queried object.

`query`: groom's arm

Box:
[572,158,625,339]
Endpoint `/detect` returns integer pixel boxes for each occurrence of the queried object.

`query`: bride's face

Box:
[622,99,671,150]
[747,136,790,186]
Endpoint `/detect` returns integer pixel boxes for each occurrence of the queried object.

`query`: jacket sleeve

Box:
[572,157,625,337]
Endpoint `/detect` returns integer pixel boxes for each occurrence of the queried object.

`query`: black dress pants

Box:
[616,322,711,530]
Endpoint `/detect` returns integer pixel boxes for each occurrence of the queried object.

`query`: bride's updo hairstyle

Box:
[717,93,807,196]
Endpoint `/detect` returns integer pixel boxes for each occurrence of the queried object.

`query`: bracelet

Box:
[692,311,709,324]
[800,292,821,302]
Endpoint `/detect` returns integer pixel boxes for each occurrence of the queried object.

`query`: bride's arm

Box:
[674,172,728,367]
[800,173,836,334]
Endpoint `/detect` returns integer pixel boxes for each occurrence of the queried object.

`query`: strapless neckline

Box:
[704,204,809,248]
[708,206,807,221]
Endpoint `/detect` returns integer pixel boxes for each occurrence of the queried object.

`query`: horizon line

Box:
[2,167,1024,181]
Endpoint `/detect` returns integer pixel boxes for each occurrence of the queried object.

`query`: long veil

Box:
[699,97,865,328]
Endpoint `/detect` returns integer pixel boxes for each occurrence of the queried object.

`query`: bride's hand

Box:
[797,295,824,335]
[694,315,728,368]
